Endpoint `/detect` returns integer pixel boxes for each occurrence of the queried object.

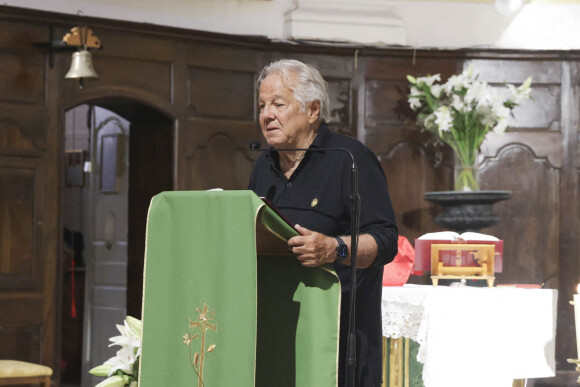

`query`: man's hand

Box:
[287,224,335,267]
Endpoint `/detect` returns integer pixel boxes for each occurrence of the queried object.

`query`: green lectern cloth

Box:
[139,190,340,387]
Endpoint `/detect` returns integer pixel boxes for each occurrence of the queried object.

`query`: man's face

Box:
[258,73,316,149]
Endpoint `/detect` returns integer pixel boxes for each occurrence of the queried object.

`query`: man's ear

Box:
[307,100,321,123]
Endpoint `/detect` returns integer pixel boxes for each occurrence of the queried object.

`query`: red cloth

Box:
[382,235,415,286]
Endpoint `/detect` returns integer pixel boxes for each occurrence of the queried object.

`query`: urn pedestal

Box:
[424,190,512,233]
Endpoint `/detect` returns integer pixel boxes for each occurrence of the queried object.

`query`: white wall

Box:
[5,0,580,49]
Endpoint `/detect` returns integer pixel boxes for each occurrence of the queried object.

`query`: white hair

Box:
[257,59,330,123]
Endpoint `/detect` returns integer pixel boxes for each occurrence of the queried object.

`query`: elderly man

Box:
[249,59,398,386]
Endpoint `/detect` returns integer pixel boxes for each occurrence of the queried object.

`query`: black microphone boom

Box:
[249,140,360,387]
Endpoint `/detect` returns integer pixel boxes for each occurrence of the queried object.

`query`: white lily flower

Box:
[430,84,443,98]
[410,86,421,96]
[416,74,441,87]
[104,346,137,376]
[434,106,453,132]
[406,66,531,191]
[125,316,142,338]
[493,118,509,134]
[491,101,510,121]
[409,97,421,110]
[450,94,466,112]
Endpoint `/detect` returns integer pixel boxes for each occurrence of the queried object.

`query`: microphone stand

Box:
[250,142,360,387]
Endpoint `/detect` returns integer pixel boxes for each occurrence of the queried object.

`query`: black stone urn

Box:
[424,190,512,233]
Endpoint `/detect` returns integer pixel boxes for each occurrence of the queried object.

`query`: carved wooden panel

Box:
[0,107,47,154]
[467,59,562,131]
[0,122,38,154]
[507,84,561,131]
[0,160,42,290]
[186,43,262,72]
[377,141,450,242]
[0,325,43,363]
[0,20,45,106]
[62,55,173,101]
[326,77,354,136]
[481,145,560,287]
[186,132,255,190]
[0,51,44,106]
[188,67,255,120]
[365,79,409,128]
[366,56,461,82]
[362,55,460,146]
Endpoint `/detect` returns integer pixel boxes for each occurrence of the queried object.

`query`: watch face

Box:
[337,244,348,258]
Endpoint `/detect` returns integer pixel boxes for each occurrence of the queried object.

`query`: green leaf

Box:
[407,75,417,84]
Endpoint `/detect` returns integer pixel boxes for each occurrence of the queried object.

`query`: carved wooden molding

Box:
[481,132,562,169]
[0,122,41,156]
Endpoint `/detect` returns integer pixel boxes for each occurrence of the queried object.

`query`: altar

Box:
[381,285,557,387]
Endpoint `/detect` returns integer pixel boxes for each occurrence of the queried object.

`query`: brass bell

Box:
[66,49,98,79]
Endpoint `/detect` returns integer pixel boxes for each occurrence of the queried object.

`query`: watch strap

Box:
[334,236,348,263]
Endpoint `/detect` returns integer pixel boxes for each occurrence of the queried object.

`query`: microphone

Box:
[249,140,360,387]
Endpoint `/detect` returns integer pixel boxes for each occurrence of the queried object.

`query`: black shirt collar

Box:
[268,121,330,173]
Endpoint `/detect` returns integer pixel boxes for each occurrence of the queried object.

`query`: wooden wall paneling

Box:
[482,132,562,169]
[58,27,178,112]
[43,32,64,379]
[361,55,460,150]
[0,157,42,290]
[184,41,264,72]
[555,60,580,368]
[0,20,46,106]
[188,66,256,120]
[468,59,562,133]
[0,325,43,362]
[376,141,450,239]
[480,144,560,286]
[62,55,174,101]
[0,111,45,155]
[181,118,257,190]
[361,55,458,244]
[365,54,462,89]
[0,49,45,106]
[0,16,58,374]
[326,75,354,136]
[475,57,579,368]
[177,46,263,191]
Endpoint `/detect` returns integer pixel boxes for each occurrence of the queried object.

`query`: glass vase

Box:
[454,151,480,192]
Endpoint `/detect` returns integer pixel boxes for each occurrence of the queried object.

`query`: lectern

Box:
[139,191,341,387]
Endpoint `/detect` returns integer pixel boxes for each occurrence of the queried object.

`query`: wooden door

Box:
[81,107,131,386]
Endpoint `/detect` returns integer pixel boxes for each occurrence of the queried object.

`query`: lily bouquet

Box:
[89,316,142,387]
[407,66,532,191]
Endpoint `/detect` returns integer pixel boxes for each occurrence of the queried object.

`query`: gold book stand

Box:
[430,244,495,287]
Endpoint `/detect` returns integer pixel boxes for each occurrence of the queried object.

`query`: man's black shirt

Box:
[249,123,398,386]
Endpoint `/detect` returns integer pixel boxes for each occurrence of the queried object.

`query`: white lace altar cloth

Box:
[381,284,557,387]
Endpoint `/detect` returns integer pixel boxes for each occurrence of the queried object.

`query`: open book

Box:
[414,231,503,272]
[418,231,499,242]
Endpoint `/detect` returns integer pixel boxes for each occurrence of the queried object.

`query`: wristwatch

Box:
[334,236,348,263]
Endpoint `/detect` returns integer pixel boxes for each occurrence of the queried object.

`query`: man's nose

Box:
[261,104,275,118]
